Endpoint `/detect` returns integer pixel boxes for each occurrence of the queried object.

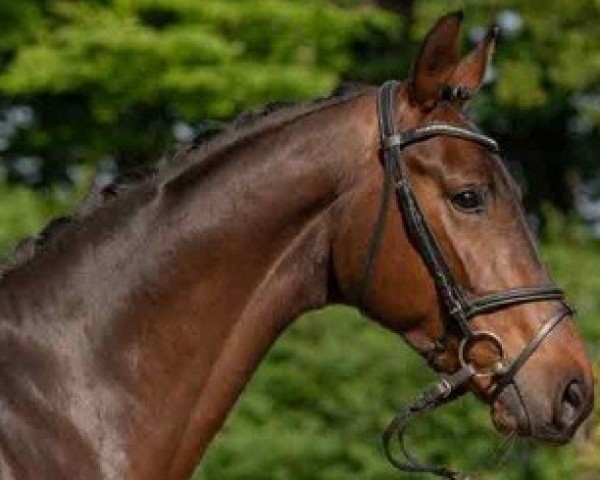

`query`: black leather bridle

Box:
[361,81,573,479]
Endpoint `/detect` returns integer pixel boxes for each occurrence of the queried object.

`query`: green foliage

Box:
[412,0,600,110]
[2,1,360,115]
[1,0,599,210]
[0,1,42,52]
[0,180,87,257]
[0,0,399,178]
[541,208,600,346]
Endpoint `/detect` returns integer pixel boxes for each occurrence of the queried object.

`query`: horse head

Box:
[332,12,593,452]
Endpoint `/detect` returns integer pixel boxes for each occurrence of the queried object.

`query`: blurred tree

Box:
[0,0,399,184]
[1,0,599,214]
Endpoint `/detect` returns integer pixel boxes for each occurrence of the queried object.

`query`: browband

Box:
[382,123,499,153]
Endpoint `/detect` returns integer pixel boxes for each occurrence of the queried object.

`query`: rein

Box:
[361,81,573,479]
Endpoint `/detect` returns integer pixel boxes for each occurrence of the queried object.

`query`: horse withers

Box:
[0,10,592,480]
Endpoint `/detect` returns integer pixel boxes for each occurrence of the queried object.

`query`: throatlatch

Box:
[360,81,573,479]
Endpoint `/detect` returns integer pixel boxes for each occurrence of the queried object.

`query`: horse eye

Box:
[451,189,485,213]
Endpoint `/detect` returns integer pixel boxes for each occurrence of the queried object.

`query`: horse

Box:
[0,11,593,480]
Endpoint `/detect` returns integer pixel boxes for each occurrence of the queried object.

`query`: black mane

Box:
[0,83,367,275]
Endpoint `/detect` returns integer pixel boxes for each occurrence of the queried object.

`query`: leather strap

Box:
[383,123,499,152]
[492,303,572,396]
[382,365,475,479]
[370,80,567,332]
[464,285,564,317]
[382,304,570,479]
[368,80,575,480]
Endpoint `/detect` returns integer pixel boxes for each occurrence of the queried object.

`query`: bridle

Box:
[361,81,573,479]
[370,80,573,479]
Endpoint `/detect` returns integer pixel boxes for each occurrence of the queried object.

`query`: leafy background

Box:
[0,1,598,479]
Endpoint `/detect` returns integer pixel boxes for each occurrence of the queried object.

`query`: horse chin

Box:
[491,387,581,445]
[490,386,530,438]
[491,397,525,437]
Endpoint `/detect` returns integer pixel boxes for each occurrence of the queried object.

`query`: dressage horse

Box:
[0,11,593,480]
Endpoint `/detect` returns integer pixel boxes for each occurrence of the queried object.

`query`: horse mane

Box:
[0,83,369,276]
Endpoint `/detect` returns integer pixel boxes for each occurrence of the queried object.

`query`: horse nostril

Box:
[565,381,583,406]
[556,379,586,431]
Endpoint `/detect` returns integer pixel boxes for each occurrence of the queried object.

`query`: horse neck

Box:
[0,91,377,479]
[142,94,377,478]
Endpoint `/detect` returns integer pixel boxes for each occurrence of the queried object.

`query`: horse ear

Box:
[449,25,498,105]
[409,11,463,111]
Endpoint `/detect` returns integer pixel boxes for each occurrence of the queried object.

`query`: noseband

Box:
[362,81,573,479]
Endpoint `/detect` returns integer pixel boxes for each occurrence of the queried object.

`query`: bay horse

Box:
[0,11,593,480]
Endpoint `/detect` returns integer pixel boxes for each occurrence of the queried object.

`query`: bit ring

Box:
[459,331,507,378]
